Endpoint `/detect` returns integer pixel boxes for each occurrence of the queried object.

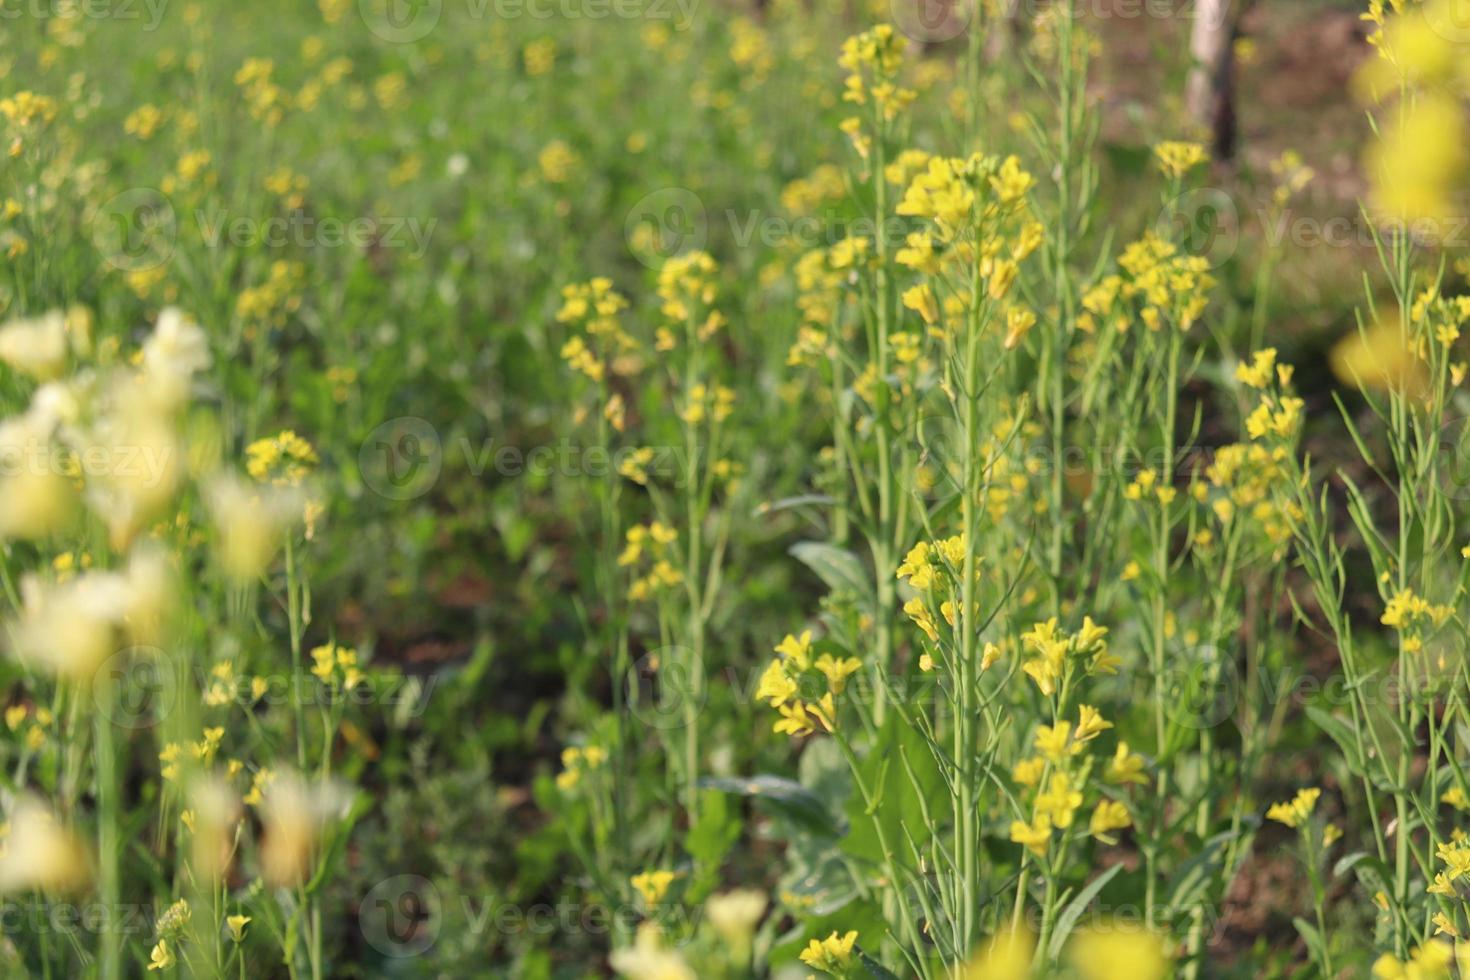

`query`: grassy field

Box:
[2,0,1470,976]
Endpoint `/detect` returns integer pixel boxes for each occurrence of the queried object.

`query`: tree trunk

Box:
[984,0,1024,62]
[1185,0,1238,161]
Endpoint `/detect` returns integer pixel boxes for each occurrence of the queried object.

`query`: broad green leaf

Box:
[842,713,944,871]
[790,542,873,608]
[755,494,836,516]
[1292,916,1326,968]
[698,775,843,840]
[1305,706,1366,776]
[1165,829,1244,919]
[859,951,903,979]
[1046,863,1124,960]
[685,789,742,902]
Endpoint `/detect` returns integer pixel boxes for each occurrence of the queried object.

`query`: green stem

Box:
[681,309,704,823]
[94,677,121,980]
[1147,329,1182,930]
[285,537,307,771]
[871,106,895,730]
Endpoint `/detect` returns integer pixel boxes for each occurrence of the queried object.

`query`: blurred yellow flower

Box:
[0,799,89,893]
[964,926,1033,979]
[1366,94,1466,225]
[226,914,250,942]
[1330,320,1431,399]
[799,929,858,974]
[610,923,694,980]
[259,772,347,886]
[1154,140,1209,180]
[1266,787,1321,829]
[1068,925,1169,980]
[705,889,766,945]
[630,869,678,906]
[205,475,302,581]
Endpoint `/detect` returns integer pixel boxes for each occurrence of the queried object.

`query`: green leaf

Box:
[924,491,962,528]
[842,713,944,869]
[1165,829,1244,919]
[790,542,873,609]
[1305,706,1365,776]
[1335,851,1392,899]
[755,494,836,516]
[859,951,903,979]
[1046,863,1124,960]
[1292,916,1326,969]
[798,735,853,815]
[697,775,843,839]
[767,900,887,968]
[682,787,740,881]
[1332,851,1373,879]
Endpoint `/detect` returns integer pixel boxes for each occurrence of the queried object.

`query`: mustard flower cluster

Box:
[838,24,914,124]
[1008,705,1146,858]
[558,277,635,386]
[1017,617,1119,698]
[755,631,861,737]
[1357,0,1470,223]
[618,521,684,602]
